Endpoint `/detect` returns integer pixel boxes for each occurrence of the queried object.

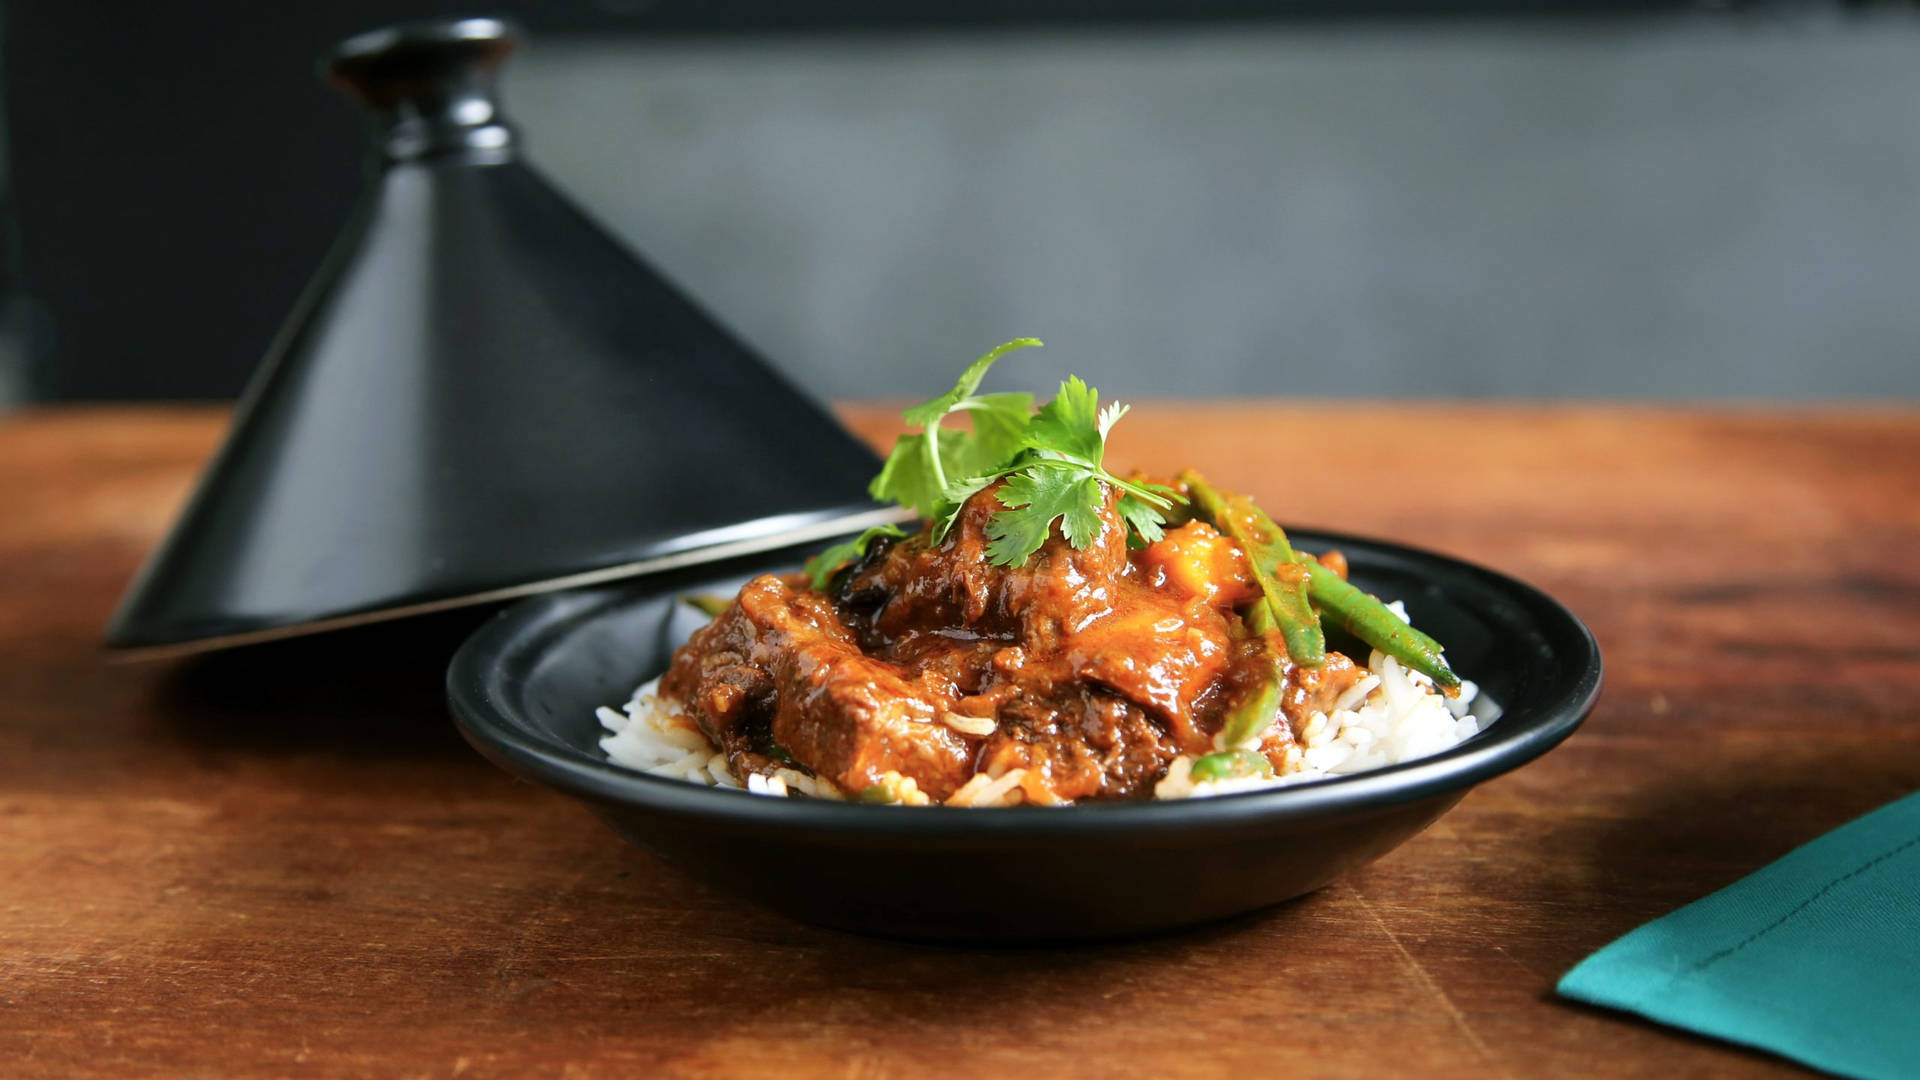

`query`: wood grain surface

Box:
[3,404,1917,1079]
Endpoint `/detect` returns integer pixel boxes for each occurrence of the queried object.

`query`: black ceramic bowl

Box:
[447,529,1601,941]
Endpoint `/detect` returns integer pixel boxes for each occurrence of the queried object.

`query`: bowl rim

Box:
[446,527,1602,837]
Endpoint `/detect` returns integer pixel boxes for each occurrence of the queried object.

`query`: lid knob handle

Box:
[322,17,519,163]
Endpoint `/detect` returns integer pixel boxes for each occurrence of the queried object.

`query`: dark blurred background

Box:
[3,1,1915,406]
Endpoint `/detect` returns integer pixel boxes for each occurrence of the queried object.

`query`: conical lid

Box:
[105,18,893,658]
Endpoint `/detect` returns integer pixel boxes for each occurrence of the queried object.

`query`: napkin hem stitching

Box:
[1645,967,1903,1080]
[1686,830,1920,975]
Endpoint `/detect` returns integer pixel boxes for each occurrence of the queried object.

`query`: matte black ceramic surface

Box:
[447,530,1602,941]
[106,18,887,657]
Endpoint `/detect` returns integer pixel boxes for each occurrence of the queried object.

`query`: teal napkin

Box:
[1559,792,1920,1079]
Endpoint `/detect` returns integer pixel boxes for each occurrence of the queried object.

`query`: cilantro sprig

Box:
[813,339,1180,583]
[866,338,1041,524]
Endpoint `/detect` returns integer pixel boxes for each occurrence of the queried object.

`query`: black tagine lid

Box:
[105,17,894,659]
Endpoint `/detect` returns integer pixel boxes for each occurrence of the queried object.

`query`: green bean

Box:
[858,774,913,804]
[1180,472,1325,666]
[1293,554,1461,691]
[1245,595,1276,636]
[1189,749,1275,783]
[1210,600,1285,752]
[1217,665,1283,750]
[682,594,732,618]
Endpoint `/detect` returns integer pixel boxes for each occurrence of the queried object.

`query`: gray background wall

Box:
[4,10,1917,405]
[501,14,1920,400]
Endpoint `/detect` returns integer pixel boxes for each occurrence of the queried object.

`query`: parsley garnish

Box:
[811,339,1179,580]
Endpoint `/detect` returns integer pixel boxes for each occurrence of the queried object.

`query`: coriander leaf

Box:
[868,433,944,521]
[880,339,1042,512]
[1125,479,1181,513]
[1057,481,1108,549]
[864,339,1185,563]
[871,414,1034,523]
[1118,492,1168,545]
[929,499,970,543]
[1028,375,1104,463]
[1100,473,1179,513]
[803,524,909,590]
[954,391,1035,473]
[1141,480,1181,501]
[934,470,1002,533]
[901,339,1043,428]
[985,468,1107,567]
[941,472,1001,506]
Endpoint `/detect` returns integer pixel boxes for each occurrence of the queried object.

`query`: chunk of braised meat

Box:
[839,478,1128,655]
[661,574,974,799]
[975,689,1180,803]
[843,481,1238,746]
[1059,583,1238,748]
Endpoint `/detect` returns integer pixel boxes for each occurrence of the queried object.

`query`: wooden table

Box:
[4,404,1916,1078]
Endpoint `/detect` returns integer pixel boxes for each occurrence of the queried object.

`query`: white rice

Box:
[595,600,1496,805]
[595,681,841,799]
